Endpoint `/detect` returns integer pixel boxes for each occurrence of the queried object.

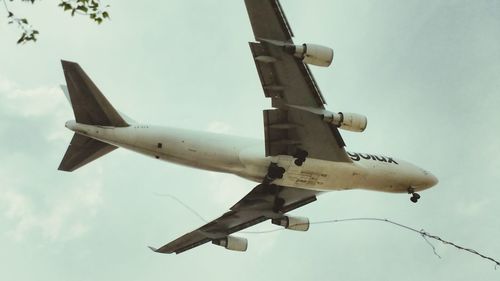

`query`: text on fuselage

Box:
[347,152,398,165]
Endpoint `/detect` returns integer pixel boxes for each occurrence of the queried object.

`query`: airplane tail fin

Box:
[58,60,128,172]
[61,60,129,127]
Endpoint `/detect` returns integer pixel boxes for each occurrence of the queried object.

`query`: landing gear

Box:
[293,149,308,166]
[410,193,421,203]
[408,187,421,203]
[260,183,285,213]
[264,162,285,184]
[273,196,285,213]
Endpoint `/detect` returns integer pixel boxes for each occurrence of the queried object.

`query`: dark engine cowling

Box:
[272,216,310,231]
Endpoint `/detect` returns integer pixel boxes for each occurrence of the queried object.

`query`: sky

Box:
[0,0,499,280]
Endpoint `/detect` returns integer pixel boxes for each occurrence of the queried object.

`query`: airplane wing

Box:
[151,0,346,255]
[150,184,319,254]
[245,0,351,163]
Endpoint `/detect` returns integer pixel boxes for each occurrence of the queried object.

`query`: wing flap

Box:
[245,0,294,42]
[155,230,211,254]
[264,108,349,161]
[151,184,319,254]
[246,1,351,162]
[249,42,326,108]
[153,211,266,254]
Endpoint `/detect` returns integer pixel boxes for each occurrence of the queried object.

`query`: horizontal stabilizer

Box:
[58,133,117,172]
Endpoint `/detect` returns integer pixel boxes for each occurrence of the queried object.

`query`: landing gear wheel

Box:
[264,163,286,183]
[293,149,309,167]
[407,187,421,203]
[273,197,285,213]
[294,158,305,166]
[410,193,421,203]
[268,165,285,179]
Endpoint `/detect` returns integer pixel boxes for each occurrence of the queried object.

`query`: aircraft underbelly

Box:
[237,150,412,193]
[71,124,416,193]
[271,160,408,192]
[270,157,362,191]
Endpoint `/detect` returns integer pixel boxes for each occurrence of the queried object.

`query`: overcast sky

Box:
[1,0,499,280]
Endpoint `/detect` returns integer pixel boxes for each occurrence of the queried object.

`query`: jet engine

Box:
[284,43,334,67]
[323,111,368,132]
[212,236,248,252]
[272,216,310,231]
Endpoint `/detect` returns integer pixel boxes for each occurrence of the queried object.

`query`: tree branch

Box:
[3,0,39,44]
[2,0,111,44]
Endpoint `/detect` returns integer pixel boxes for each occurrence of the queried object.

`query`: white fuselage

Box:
[65,121,438,193]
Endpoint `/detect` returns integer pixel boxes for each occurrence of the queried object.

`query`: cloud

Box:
[0,75,103,242]
[206,121,233,134]
[3,86,64,117]
[0,76,15,92]
[0,171,104,242]
[0,75,72,144]
[0,76,66,117]
[206,172,249,208]
[2,189,30,220]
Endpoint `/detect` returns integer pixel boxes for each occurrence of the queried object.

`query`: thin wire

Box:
[253,218,500,268]
[155,192,500,269]
[154,192,208,223]
[2,0,10,14]
[421,230,442,259]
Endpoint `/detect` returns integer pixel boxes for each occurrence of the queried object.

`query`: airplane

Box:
[57,0,438,254]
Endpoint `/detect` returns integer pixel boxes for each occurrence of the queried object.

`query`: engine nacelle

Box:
[284,43,334,67]
[272,216,310,231]
[323,111,367,132]
[212,236,248,252]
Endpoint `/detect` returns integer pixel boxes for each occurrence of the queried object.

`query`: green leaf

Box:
[21,18,28,24]
[8,12,14,18]
[102,12,109,19]
[77,6,88,13]
[17,33,26,44]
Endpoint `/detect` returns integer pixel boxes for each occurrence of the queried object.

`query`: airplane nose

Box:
[431,174,439,186]
[422,171,438,188]
[414,168,438,190]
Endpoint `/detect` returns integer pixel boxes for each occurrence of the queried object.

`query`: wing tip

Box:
[147,246,159,252]
[148,246,176,254]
